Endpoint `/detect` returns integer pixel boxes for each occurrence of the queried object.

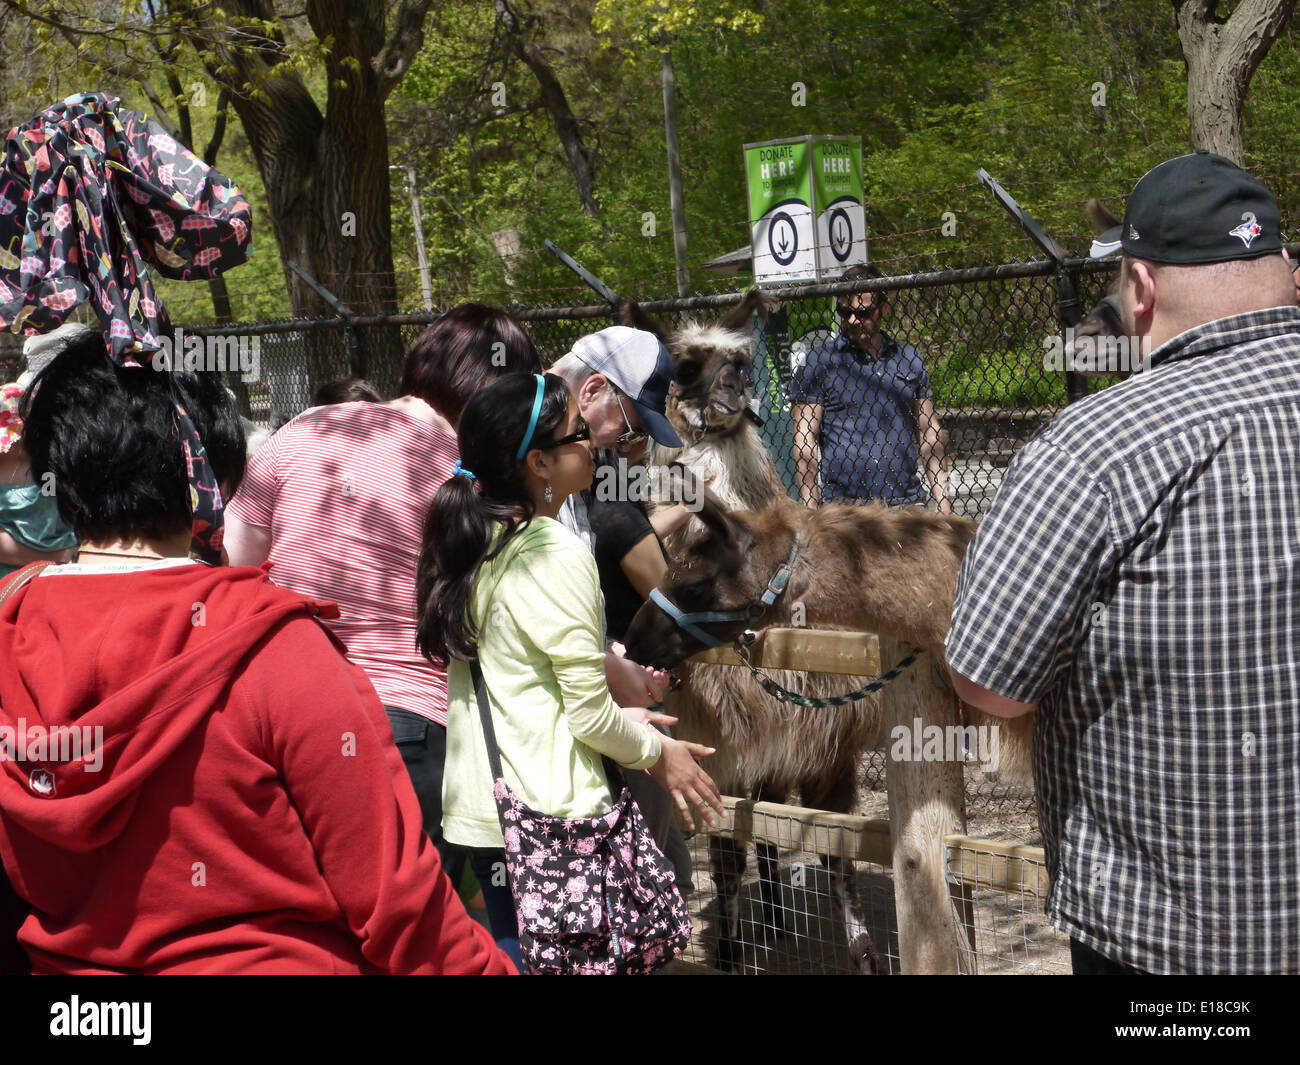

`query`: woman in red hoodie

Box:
[0,332,513,975]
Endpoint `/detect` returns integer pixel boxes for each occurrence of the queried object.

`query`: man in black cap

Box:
[945,152,1300,974]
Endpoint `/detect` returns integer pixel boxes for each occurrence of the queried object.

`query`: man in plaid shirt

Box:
[946,152,1300,974]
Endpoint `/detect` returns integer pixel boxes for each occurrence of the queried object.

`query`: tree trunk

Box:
[1174,0,1296,164]
[185,0,425,392]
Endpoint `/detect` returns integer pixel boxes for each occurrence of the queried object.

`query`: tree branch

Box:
[494,0,600,215]
[138,80,183,140]
[203,89,231,166]
[374,0,436,100]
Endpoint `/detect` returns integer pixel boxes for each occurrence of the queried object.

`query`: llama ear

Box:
[1084,198,1120,234]
[618,299,671,343]
[718,288,779,332]
[696,494,754,554]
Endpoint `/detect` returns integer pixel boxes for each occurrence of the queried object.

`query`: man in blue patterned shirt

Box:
[946,152,1300,974]
[791,265,951,511]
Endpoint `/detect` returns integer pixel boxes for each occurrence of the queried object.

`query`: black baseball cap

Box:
[1089,151,1282,264]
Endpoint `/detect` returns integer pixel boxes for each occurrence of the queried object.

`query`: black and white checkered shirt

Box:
[947,305,1300,974]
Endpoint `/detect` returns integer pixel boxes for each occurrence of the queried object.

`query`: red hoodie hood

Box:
[0,562,339,852]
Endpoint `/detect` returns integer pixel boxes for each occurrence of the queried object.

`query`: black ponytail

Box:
[416,372,570,664]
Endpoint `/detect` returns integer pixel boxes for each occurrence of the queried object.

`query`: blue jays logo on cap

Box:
[1229,211,1262,248]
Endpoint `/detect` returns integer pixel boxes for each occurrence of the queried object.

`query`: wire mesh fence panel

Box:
[672,801,1069,975]
[675,802,901,976]
[945,838,1071,976]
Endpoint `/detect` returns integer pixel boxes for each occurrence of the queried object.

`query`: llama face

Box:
[668,326,753,436]
[620,290,771,444]
[623,504,761,669]
[1070,197,1132,379]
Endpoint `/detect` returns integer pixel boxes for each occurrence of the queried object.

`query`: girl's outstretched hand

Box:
[647,736,725,831]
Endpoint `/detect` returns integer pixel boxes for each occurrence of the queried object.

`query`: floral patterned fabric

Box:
[493,774,692,976]
[0,383,22,455]
[0,92,253,563]
[472,663,691,974]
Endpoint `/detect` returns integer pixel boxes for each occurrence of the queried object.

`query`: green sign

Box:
[743,135,865,284]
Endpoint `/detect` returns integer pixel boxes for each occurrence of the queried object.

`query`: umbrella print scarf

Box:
[0,91,253,562]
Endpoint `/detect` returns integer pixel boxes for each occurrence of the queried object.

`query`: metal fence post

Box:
[1056,265,1087,404]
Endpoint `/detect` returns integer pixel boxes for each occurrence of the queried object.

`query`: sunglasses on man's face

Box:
[837,301,883,321]
[540,418,592,450]
[611,389,649,450]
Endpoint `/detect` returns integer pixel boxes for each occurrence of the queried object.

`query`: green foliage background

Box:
[5,0,1300,323]
[381,0,1300,311]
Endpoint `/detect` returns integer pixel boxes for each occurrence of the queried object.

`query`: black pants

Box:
[383,706,454,867]
[624,768,694,894]
[1071,938,1147,975]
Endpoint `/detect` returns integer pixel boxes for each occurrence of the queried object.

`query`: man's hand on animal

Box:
[605,642,671,706]
[647,736,724,831]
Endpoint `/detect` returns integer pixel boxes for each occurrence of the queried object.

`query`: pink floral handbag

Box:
[471,662,691,974]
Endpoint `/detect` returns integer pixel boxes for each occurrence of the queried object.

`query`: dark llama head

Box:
[1067,198,1129,378]
[623,495,977,670]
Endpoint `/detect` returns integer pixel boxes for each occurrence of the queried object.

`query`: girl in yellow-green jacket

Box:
[415,372,721,968]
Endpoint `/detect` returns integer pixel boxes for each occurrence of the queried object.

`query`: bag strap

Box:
[470,659,624,798]
[470,660,507,784]
[0,561,53,610]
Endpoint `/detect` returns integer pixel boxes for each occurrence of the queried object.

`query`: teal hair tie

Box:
[515,373,547,461]
[452,460,477,482]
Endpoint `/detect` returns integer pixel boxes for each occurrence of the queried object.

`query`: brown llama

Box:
[620,291,883,790]
[623,497,1034,973]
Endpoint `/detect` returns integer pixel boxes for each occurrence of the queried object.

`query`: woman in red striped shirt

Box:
[224,305,542,862]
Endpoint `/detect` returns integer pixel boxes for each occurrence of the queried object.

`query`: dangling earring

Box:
[544,480,553,503]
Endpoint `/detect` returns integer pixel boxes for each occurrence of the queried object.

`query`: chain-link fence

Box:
[188,256,1121,523]
[860,744,1038,821]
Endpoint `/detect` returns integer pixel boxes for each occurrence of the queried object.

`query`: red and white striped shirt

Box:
[228,402,454,724]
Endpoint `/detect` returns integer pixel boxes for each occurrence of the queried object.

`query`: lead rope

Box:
[730,631,924,707]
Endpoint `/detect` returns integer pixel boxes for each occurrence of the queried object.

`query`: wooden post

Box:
[879,636,970,974]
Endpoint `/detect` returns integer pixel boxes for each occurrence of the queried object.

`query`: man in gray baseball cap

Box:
[550,325,683,457]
